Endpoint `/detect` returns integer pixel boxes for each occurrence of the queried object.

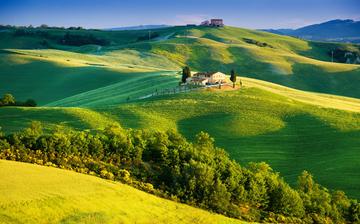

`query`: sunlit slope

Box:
[0,160,244,224]
[0,49,179,105]
[128,26,360,98]
[104,82,360,198]
[45,71,179,107]
[1,78,360,197]
[1,26,359,100]
[0,106,119,133]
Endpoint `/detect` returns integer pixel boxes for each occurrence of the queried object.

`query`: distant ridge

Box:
[262,19,360,43]
[106,24,171,31]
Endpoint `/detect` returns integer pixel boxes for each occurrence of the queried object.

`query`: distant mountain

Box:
[263,19,360,43]
[106,25,171,31]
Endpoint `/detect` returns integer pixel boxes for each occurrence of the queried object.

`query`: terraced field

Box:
[0,160,245,224]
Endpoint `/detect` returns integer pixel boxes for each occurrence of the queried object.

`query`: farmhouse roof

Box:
[193,72,218,77]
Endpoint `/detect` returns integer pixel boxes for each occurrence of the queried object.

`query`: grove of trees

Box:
[0,93,36,107]
[0,121,359,223]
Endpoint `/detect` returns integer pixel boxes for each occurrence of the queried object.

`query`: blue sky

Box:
[0,0,359,29]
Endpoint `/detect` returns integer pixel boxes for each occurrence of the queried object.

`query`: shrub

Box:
[117,169,131,183]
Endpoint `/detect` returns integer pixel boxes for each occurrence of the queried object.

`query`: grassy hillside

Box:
[0,48,179,105]
[1,78,360,198]
[0,160,245,224]
[1,25,360,201]
[0,106,118,133]
[99,80,360,198]
[45,71,179,107]
[0,25,359,104]
[127,26,360,98]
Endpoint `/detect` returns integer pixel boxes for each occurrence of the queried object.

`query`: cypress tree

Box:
[181,66,191,83]
[230,69,237,88]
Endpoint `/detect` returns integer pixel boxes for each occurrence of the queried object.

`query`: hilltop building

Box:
[186,72,226,85]
[200,20,210,26]
[201,19,224,27]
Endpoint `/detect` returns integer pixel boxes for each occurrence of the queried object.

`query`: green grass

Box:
[0,107,119,133]
[97,80,360,198]
[45,71,180,107]
[1,78,360,198]
[130,26,360,98]
[1,25,360,203]
[0,25,359,103]
[0,160,245,224]
[0,49,179,105]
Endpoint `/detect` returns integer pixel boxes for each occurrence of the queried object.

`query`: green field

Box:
[0,106,118,133]
[100,79,360,198]
[0,160,245,224]
[0,49,179,105]
[0,25,360,214]
[1,25,359,104]
[1,78,360,198]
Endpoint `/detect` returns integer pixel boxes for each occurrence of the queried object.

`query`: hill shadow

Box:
[178,113,360,198]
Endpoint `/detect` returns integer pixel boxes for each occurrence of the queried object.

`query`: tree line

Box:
[0,93,36,107]
[59,32,110,46]
[12,28,110,47]
[0,121,359,223]
[1,24,96,31]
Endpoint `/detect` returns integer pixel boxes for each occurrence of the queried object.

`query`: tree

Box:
[1,93,15,106]
[25,99,37,107]
[348,200,360,223]
[39,24,48,29]
[269,182,305,217]
[230,69,237,88]
[181,66,191,83]
[298,170,314,193]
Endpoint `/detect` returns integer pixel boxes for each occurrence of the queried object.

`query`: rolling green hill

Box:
[0,48,179,105]
[0,160,245,224]
[0,25,359,104]
[0,106,118,133]
[98,78,360,198]
[1,25,360,205]
[1,78,360,199]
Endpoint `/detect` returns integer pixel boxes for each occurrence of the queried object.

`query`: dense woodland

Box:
[0,121,359,223]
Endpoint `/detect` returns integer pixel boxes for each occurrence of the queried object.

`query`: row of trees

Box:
[59,32,110,46]
[1,24,91,31]
[0,93,36,107]
[12,28,109,47]
[0,121,359,223]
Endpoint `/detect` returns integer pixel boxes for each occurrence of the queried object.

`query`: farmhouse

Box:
[187,72,226,85]
[201,19,224,27]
